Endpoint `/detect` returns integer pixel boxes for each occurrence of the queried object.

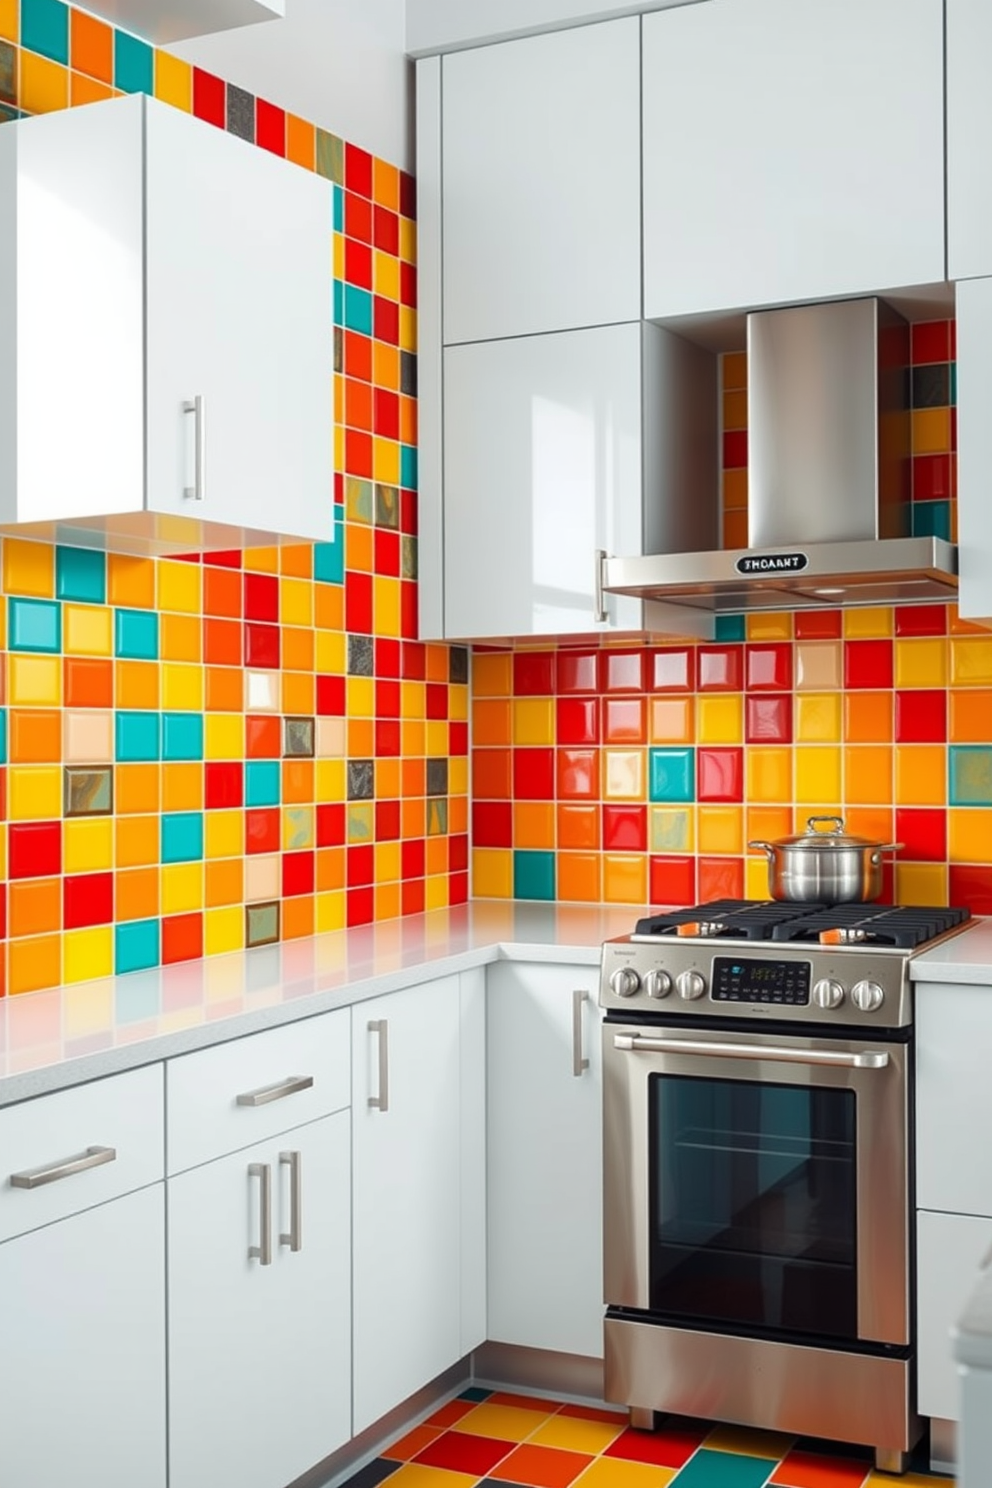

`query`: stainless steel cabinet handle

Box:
[248,1161,272,1265]
[368,1019,389,1111]
[594,548,608,624]
[279,1150,302,1253]
[10,1145,116,1190]
[572,990,590,1077]
[236,1074,314,1107]
[183,394,205,501]
[613,1033,889,1070]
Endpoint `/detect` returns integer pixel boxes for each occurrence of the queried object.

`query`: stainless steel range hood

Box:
[602,297,958,615]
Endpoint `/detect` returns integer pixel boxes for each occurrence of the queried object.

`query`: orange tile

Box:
[348,523,374,573]
[423,1401,477,1430]
[108,555,156,608]
[911,407,951,455]
[491,1443,594,1488]
[314,583,344,632]
[9,934,61,995]
[115,868,159,922]
[161,613,201,662]
[374,882,402,920]
[374,340,401,391]
[426,645,449,683]
[401,798,426,837]
[283,672,315,715]
[71,71,113,105]
[557,803,600,849]
[117,814,160,867]
[9,710,61,764]
[557,852,601,902]
[205,667,243,712]
[950,690,992,742]
[474,700,512,747]
[425,837,447,876]
[474,749,511,799]
[746,746,792,802]
[163,763,203,812]
[449,795,468,833]
[283,896,314,940]
[473,653,513,697]
[722,468,748,512]
[894,744,947,806]
[373,156,400,209]
[383,1426,444,1462]
[116,660,160,710]
[283,760,314,803]
[603,853,647,905]
[377,759,401,798]
[722,388,747,430]
[951,636,992,686]
[9,878,61,939]
[769,1448,875,1487]
[844,691,893,743]
[723,351,747,391]
[70,8,113,81]
[843,807,895,847]
[843,747,893,805]
[723,510,748,549]
[282,626,314,671]
[514,801,555,849]
[316,848,345,892]
[348,718,375,758]
[116,764,160,814]
[286,113,315,171]
[64,658,113,708]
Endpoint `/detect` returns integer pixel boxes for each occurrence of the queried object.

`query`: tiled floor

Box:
[342,1389,949,1488]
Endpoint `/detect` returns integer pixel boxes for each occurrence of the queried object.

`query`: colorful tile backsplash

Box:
[0,1,469,995]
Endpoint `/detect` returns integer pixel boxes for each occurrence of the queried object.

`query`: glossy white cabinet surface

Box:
[948,0,992,280]
[168,1112,351,1488]
[917,981,992,1216]
[441,18,640,343]
[918,1210,992,1422]
[643,0,945,319]
[352,976,464,1433]
[90,0,283,45]
[954,277,992,626]
[0,1183,166,1488]
[487,962,603,1359]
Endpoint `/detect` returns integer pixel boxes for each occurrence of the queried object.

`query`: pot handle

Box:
[870,843,904,863]
[747,841,774,857]
[805,815,845,835]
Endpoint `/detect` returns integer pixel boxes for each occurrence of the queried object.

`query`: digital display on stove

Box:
[712,957,811,1005]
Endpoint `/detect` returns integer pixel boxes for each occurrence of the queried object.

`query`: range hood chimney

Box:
[601,297,957,619]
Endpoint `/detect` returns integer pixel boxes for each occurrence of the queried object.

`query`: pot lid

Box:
[774,815,886,851]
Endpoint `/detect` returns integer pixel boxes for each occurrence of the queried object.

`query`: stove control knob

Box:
[811,978,845,1011]
[851,979,885,1014]
[677,970,706,1001]
[610,967,641,999]
[644,970,673,1000]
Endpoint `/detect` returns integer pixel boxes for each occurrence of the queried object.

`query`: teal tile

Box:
[56,546,106,604]
[0,708,6,763]
[649,747,695,803]
[400,444,418,491]
[116,710,160,762]
[114,29,153,94]
[22,0,69,65]
[115,919,161,977]
[513,849,555,901]
[951,361,957,407]
[912,499,951,540]
[334,280,344,326]
[314,517,344,584]
[950,746,992,806]
[333,183,344,231]
[115,608,159,660]
[714,614,746,642]
[162,713,204,762]
[344,284,373,335]
[161,812,203,863]
[8,596,61,653]
[246,760,280,807]
[668,1449,774,1488]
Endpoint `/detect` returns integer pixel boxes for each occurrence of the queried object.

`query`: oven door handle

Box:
[612,1033,889,1070]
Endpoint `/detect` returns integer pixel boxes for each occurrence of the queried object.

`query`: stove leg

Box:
[629,1408,656,1432]
[874,1447,908,1476]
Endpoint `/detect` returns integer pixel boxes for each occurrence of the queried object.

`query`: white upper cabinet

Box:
[79,0,283,45]
[948,0,992,281]
[953,277,992,627]
[642,0,946,319]
[0,93,333,553]
[441,18,641,343]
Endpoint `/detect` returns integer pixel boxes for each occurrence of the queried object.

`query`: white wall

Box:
[405,0,706,56]
[171,0,413,171]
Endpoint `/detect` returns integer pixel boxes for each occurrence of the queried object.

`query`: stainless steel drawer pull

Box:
[613,1033,889,1071]
[10,1145,116,1190]
[236,1074,314,1107]
[594,548,608,624]
[368,1019,389,1111]
[183,394,206,501]
[280,1150,302,1253]
[572,989,590,1077]
[248,1161,272,1265]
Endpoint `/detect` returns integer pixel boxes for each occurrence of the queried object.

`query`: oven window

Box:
[649,1074,857,1341]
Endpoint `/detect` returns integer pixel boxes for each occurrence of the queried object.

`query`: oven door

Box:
[603,1020,910,1348]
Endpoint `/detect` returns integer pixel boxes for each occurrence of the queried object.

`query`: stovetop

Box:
[632,899,971,950]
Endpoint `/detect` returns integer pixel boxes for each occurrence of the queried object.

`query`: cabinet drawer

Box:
[917,983,992,1215]
[0,1064,164,1241]
[167,1010,350,1174]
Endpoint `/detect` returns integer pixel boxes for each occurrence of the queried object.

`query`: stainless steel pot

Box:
[747,815,902,904]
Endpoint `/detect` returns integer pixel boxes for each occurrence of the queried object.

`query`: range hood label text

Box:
[735,552,810,575]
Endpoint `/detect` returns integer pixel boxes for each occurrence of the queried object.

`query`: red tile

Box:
[770,1447,873,1486]
[474,801,513,848]
[283,851,315,897]
[375,719,401,756]
[204,566,242,617]
[913,454,953,502]
[162,912,203,965]
[604,697,646,744]
[603,805,646,851]
[513,748,555,800]
[558,1404,628,1424]
[246,716,281,758]
[723,429,748,468]
[911,319,950,365]
[605,1422,708,1470]
[345,331,373,382]
[698,856,745,900]
[64,872,113,929]
[698,645,743,692]
[557,699,600,746]
[317,803,345,847]
[401,878,425,914]
[514,652,556,696]
[401,581,419,640]
[345,429,374,478]
[204,618,242,666]
[244,573,279,623]
[949,865,992,912]
[245,808,279,854]
[345,237,373,291]
[374,388,400,440]
[895,689,946,743]
[345,191,373,244]
[202,549,240,569]
[346,572,374,634]
[348,844,374,887]
[400,488,417,536]
[895,603,947,636]
[556,650,599,694]
[400,261,417,309]
[895,807,946,862]
[345,142,374,198]
[375,680,401,720]
[795,610,842,639]
[245,623,280,669]
[746,642,792,691]
[650,647,696,692]
[316,674,345,716]
[376,638,401,677]
[416,1432,512,1477]
[376,800,401,840]
[205,762,243,809]
[399,170,416,220]
[556,748,599,799]
[255,98,285,156]
[698,747,743,802]
[474,750,512,799]
[746,695,793,743]
[374,296,400,345]
[347,886,375,926]
[426,683,448,720]
[649,855,696,906]
[65,657,113,707]
[491,1444,592,1488]
[9,822,61,879]
[600,650,646,693]
[449,721,469,756]
[844,639,893,690]
[192,67,224,127]
[373,205,400,255]
[401,837,425,880]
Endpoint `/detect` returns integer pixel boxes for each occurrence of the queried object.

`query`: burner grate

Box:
[769,903,971,949]
[634,900,829,942]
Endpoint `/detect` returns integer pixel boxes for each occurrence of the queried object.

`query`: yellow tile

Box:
[315,759,345,802]
[375,574,401,635]
[449,685,469,723]
[577,1456,676,1488]
[697,693,743,743]
[603,853,647,904]
[529,1416,625,1453]
[205,714,243,760]
[844,746,893,805]
[746,612,792,641]
[513,698,554,745]
[746,746,791,802]
[64,818,113,873]
[154,49,191,110]
[333,232,345,279]
[3,539,54,598]
[399,216,417,264]
[795,641,842,690]
[205,906,244,956]
[399,305,417,352]
[162,663,203,711]
[795,693,841,743]
[244,546,279,574]
[703,1425,793,1459]
[894,744,947,806]
[162,864,203,915]
[894,637,947,688]
[63,927,113,985]
[843,606,893,638]
[951,636,992,686]
[426,720,448,758]
[280,578,313,627]
[401,720,425,756]
[161,612,201,662]
[895,862,947,905]
[650,697,694,743]
[449,757,469,796]
[795,746,841,804]
[64,603,112,656]
[948,808,992,862]
[374,841,401,882]
[316,891,345,933]
[911,407,951,454]
[8,655,61,707]
[374,1464,478,1488]
[158,560,201,613]
[9,765,62,820]
[604,748,645,800]
[344,677,372,719]
[865,1476,947,1488]
[473,848,513,898]
[315,629,346,675]
[745,854,771,898]
[424,876,447,910]
[698,806,743,855]
[374,250,401,301]
[0,0,18,40]
[20,51,68,113]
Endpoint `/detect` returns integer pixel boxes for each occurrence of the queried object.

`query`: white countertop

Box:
[0,902,636,1107]
[911,917,992,984]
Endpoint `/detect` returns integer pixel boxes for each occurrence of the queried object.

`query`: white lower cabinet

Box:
[486,961,603,1359]
[918,1209,992,1422]
[168,1111,351,1488]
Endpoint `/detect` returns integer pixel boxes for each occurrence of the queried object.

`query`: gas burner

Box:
[769,903,971,950]
[633,900,828,942]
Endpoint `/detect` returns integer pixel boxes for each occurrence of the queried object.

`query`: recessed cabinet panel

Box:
[442,18,641,343]
[948,0,992,280]
[643,0,945,318]
[917,980,992,1215]
[918,1210,992,1422]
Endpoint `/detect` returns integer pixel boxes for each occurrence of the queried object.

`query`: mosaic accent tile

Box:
[226,81,254,141]
[426,759,448,796]
[245,900,279,948]
[284,716,315,758]
[348,634,374,675]
[0,38,16,102]
[64,766,113,817]
[348,759,374,800]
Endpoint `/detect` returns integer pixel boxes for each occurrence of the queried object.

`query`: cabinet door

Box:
[948,0,992,280]
[917,980,992,1215]
[168,1113,351,1488]
[0,1183,166,1488]
[955,278,992,626]
[442,19,640,343]
[443,325,645,639]
[144,96,333,540]
[487,961,603,1359]
[918,1210,992,1421]
[352,977,462,1433]
[643,0,945,318]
